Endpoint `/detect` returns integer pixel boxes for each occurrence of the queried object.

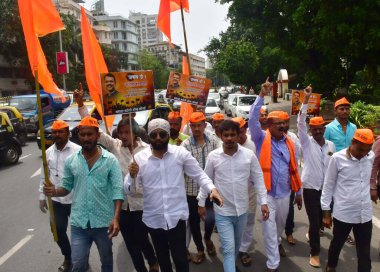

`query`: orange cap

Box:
[232,117,246,128]
[267,111,285,120]
[190,112,206,123]
[309,116,326,126]
[168,111,181,120]
[279,111,290,120]
[212,113,225,121]
[78,116,99,128]
[52,120,68,130]
[335,97,350,108]
[353,129,374,145]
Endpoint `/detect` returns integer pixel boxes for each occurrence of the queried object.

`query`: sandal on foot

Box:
[287,235,296,245]
[346,235,355,245]
[191,252,205,264]
[205,240,216,256]
[239,252,252,267]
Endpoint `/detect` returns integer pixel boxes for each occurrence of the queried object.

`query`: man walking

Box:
[125,118,223,272]
[321,129,375,272]
[297,87,336,268]
[168,111,189,145]
[44,116,124,272]
[39,120,81,272]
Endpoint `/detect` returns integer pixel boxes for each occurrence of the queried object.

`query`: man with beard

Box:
[125,118,223,272]
[324,96,357,245]
[75,90,159,272]
[198,120,269,272]
[168,111,189,146]
[211,113,225,138]
[38,120,81,272]
[248,78,302,272]
[322,129,375,272]
[44,116,124,272]
[181,112,221,264]
[297,87,336,268]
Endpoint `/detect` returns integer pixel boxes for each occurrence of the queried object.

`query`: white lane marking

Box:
[19,154,31,160]
[0,235,33,266]
[373,216,380,229]
[30,168,41,179]
[27,229,34,232]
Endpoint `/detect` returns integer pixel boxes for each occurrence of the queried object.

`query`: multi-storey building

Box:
[189,54,206,78]
[128,12,163,49]
[147,42,184,70]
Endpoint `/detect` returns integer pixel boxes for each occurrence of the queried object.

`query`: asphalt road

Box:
[1,110,380,272]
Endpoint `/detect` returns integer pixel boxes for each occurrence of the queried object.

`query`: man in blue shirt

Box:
[44,116,124,272]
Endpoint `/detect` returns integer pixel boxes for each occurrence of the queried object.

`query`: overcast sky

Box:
[84,0,230,57]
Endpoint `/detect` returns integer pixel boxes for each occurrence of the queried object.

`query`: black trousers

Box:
[148,220,188,272]
[328,218,372,272]
[285,191,295,235]
[52,200,71,260]
[119,209,157,272]
[303,188,322,256]
[187,195,215,252]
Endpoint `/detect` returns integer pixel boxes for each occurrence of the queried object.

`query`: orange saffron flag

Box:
[180,55,193,132]
[80,7,114,131]
[158,0,190,44]
[18,0,66,101]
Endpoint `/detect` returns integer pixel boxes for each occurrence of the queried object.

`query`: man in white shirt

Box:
[75,89,159,272]
[297,87,336,268]
[321,129,375,272]
[232,117,257,267]
[39,120,81,272]
[198,119,269,272]
[125,118,223,272]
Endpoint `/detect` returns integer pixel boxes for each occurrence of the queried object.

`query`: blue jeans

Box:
[215,213,248,272]
[71,226,113,272]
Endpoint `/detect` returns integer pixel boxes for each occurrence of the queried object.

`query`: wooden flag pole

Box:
[35,70,58,242]
[180,0,192,75]
[128,114,137,191]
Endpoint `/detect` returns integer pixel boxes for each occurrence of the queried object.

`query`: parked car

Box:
[0,106,28,145]
[224,93,241,116]
[205,98,221,120]
[230,95,257,119]
[9,90,71,133]
[0,112,22,165]
[208,92,221,108]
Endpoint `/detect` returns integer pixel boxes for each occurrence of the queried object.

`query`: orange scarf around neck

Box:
[259,130,302,192]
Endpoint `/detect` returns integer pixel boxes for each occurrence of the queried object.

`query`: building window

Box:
[114,32,118,39]
[113,21,118,28]
[122,21,126,29]
[123,43,127,51]
[122,32,126,40]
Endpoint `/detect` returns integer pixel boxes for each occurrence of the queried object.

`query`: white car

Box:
[205,98,220,119]
[208,92,221,107]
[224,93,241,116]
[231,95,257,119]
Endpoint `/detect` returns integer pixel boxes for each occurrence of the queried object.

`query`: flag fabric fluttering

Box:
[157,0,190,44]
[180,55,193,132]
[18,0,66,101]
[80,7,114,130]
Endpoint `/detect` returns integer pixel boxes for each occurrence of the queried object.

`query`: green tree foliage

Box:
[206,0,380,99]
[138,50,170,89]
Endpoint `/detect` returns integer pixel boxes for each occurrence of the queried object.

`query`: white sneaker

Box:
[306,232,309,242]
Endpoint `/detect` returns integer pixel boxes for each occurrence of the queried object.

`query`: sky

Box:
[83,0,230,58]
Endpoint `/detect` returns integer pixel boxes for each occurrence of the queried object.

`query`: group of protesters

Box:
[40,79,379,272]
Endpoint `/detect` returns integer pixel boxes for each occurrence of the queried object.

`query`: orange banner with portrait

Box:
[166,72,211,106]
[291,89,322,116]
[101,71,155,116]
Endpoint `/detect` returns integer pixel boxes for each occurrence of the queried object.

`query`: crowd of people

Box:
[40,80,379,272]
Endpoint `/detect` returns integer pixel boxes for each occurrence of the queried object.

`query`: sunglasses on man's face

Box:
[149,131,168,139]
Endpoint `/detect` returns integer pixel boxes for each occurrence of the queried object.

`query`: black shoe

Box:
[58,260,71,272]
[278,244,286,257]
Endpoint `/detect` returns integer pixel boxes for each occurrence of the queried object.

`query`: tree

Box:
[138,50,170,89]
[206,68,230,87]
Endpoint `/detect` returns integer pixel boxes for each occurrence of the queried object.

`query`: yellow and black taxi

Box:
[0,112,22,165]
[0,106,28,145]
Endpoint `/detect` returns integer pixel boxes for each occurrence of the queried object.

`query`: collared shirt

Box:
[39,141,81,204]
[321,148,375,224]
[181,133,221,196]
[61,147,124,229]
[248,96,297,198]
[297,104,336,190]
[169,132,189,146]
[124,145,215,230]
[198,145,267,216]
[79,105,149,211]
[370,137,380,189]
[324,119,357,151]
[183,122,213,136]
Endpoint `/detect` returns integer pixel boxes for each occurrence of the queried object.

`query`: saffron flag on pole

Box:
[180,56,193,132]
[80,7,114,130]
[157,0,190,44]
[18,0,66,101]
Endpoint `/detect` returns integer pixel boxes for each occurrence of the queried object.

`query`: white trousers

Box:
[262,192,290,269]
[239,187,257,252]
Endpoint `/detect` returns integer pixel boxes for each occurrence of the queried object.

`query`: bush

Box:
[349,101,380,130]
